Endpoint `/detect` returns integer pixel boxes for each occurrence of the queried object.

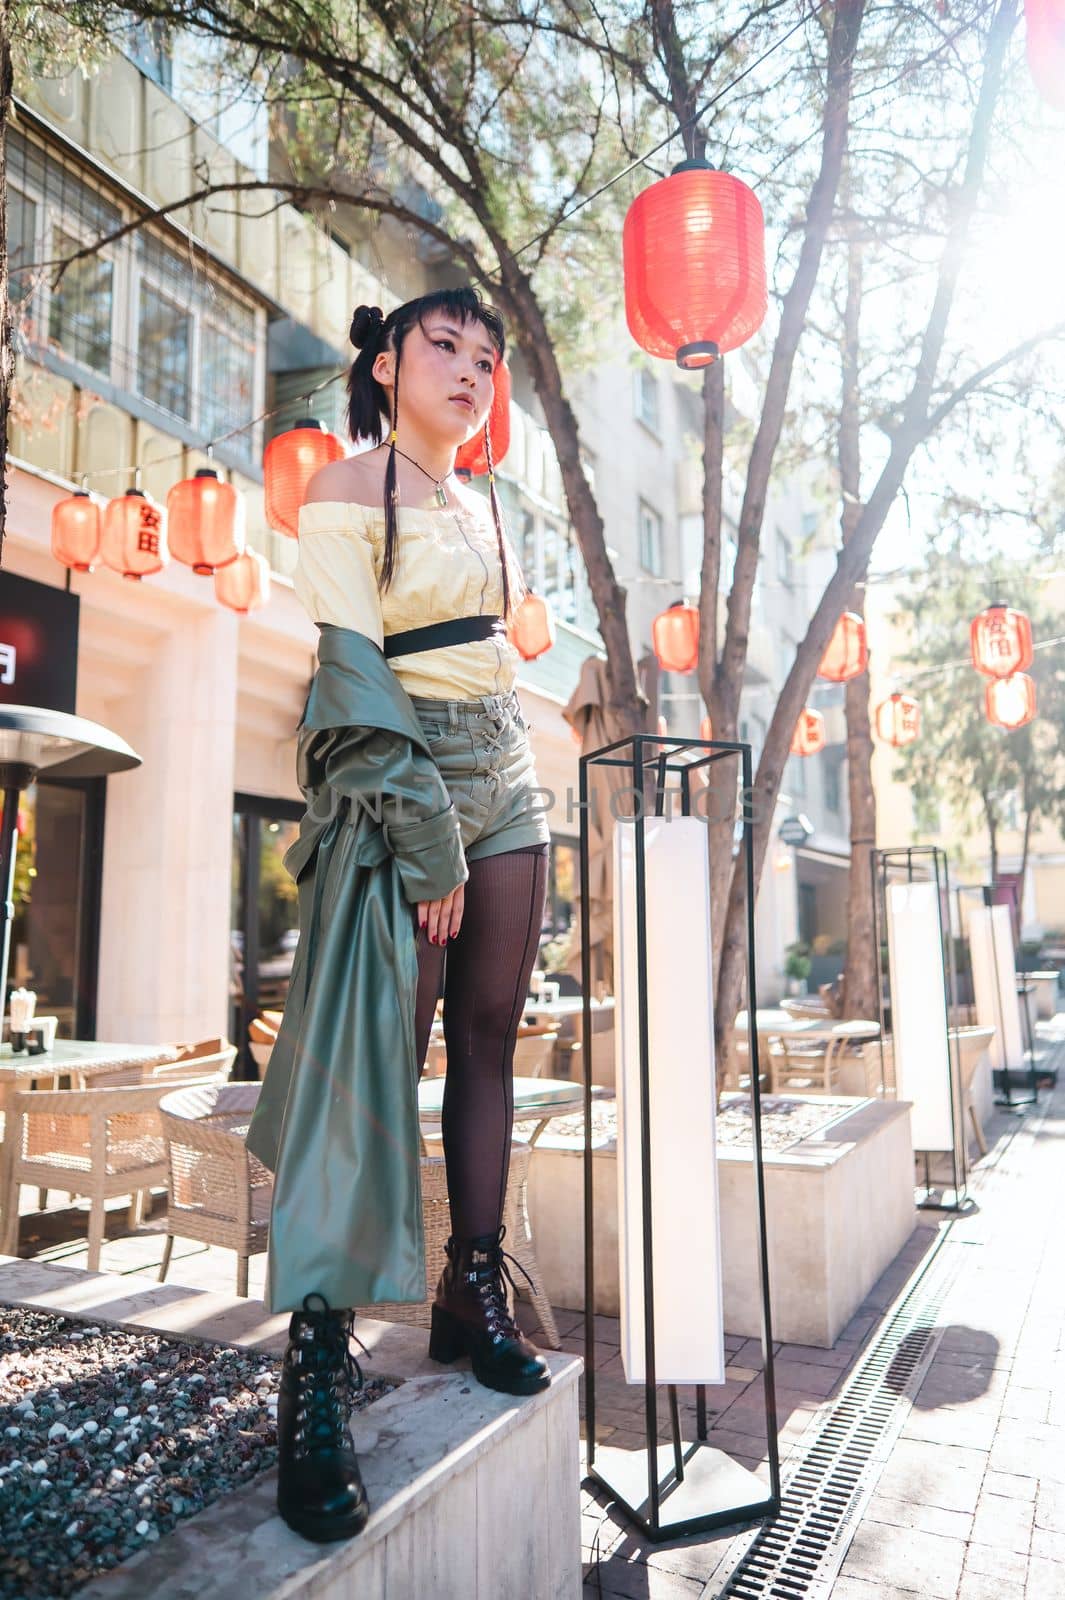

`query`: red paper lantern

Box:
[101,489,168,580]
[507,593,555,661]
[791,708,825,757]
[970,606,1034,679]
[167,469,245,574]
[1025,0,1065,109]
[875,693,921,747]
[455,360,511,476]
[818,612,868,683]
[623,160,767,369]
[264,420,345,538]
[215,548,270,614]
[652,602,699,673]
[985,672,1037,730]
[51,491,101,572]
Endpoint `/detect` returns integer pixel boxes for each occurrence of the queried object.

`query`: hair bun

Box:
[350,304,385,350]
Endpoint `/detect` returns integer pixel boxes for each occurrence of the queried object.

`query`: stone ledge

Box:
[0,1258,583,1599]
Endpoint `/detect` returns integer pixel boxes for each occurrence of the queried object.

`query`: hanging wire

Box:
[36,1,825,494]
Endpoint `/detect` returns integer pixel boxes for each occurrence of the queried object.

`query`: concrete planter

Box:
[526,1096,916,1349]
[0,1258,582,1600]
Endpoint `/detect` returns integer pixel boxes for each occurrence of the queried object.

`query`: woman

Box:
[246,287,553,1544]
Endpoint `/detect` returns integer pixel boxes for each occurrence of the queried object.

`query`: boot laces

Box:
[466,1227,537,1345]
[290,1292,368,1458]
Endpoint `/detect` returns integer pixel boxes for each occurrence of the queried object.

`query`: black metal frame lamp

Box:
[0,705,141,1031]
[871,845,970,1214]
[579,730,780,1542]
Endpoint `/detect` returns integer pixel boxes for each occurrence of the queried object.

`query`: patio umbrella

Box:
[561,652,658,994]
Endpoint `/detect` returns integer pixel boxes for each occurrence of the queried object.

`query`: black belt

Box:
[383,614,504,659]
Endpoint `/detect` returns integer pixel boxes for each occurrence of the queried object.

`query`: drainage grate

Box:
[715,1234,961,1599]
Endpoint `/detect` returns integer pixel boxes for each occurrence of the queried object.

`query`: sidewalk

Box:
[576,1064,1065,1599]
[829,1069,1065,1600]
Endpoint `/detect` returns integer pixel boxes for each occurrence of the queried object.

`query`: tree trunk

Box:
[713,0,1020,1067]
[838,226,878,1019]
[0,0,14,566]
[711,0,867,1078]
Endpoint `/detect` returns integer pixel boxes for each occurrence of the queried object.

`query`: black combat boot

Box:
[276,1291,370,1542]
[428,1226,551,1396]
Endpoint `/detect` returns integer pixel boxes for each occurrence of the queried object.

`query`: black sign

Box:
[0,571,79,714]
[778,813,814,848]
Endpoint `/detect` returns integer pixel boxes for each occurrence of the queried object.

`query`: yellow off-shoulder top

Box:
[293,497,526,702]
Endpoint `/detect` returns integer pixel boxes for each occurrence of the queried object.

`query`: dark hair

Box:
[346,287,514,617]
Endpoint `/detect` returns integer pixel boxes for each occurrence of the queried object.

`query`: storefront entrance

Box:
[230,793,303,1078]
[12,776,105,1039]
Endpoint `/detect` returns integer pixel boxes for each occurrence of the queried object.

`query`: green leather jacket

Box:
[244,623,468,1313]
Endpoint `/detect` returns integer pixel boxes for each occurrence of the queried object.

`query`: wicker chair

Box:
[510,1030,559,1080]
[157,1081,273,1297]
[355,1144,560,1349]
[62,1039,237,1226]
[0,1073,224,1271]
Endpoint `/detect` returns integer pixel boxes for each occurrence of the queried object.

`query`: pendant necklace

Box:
[389,436,454,508]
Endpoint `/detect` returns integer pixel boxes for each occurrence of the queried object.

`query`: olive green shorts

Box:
[408,687,552,862]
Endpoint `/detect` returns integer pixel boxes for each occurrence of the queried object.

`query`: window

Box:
[138,282,191,419]
[777,528,794,588]
[7,130,262,465]
[126,20,173,89]
[638,500,663,576]
[634,366,660,434]
[8,187,37,309]
[48,225,114,377]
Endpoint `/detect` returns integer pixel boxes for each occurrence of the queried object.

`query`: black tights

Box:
[413,843,549,1241]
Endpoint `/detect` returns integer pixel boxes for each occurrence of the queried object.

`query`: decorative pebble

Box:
[0,1305,397,1599]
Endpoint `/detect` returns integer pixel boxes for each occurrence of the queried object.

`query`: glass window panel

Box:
[48,225,113,376]
[13,782,89,1041]
[138,283,191,418]
[201,320,255,450]
[8,186,37,309]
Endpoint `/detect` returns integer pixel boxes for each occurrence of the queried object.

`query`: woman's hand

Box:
[418,883,465,945]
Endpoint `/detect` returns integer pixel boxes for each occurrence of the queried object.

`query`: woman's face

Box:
[373,314,498,446]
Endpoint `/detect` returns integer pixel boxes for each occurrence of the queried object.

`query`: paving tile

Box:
[1026,1554,1065,1599]
[840,1519,966,1598]
[581,1552,704,1596]
[833,1581,923,1600]
[1030,1525,1065,1563]
[864,1493,972,1541]
[902,1405,999,1452]
[972,1491,1029,1555]
[874,1437,988,1515]
[1035,1483,1065,1534]
[964,1540,1029,1583]
[1001,1387,1052,1423]
[957,1571,1026,1600]
[983,1470,1038,1503]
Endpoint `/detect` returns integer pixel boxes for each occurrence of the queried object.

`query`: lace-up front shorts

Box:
[408,686,552,862]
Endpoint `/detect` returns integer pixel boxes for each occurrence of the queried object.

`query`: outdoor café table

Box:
[417,1074,585,1151]
[520,995,615,1025]
[0,1039,179,1232]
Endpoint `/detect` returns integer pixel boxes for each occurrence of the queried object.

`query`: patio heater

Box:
[580,730,780,1542]
[0,705,141,1030]
[871,846,968,1212]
